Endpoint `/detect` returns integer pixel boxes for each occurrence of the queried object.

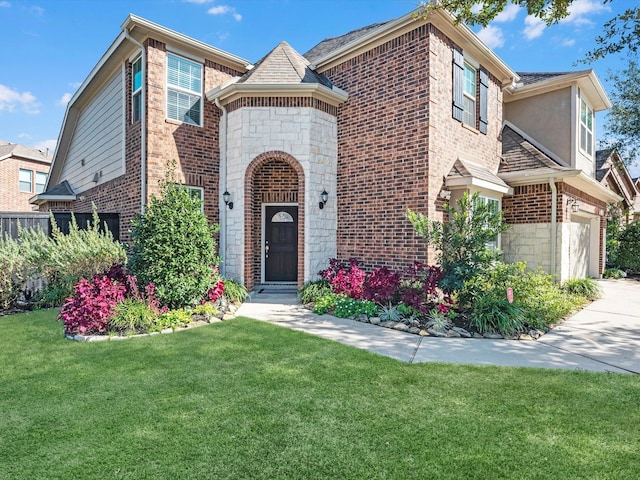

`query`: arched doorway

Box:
[245,152,305,291]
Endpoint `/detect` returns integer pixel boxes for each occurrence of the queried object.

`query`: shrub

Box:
[313,292,339,315]
[333,296,377,319]
[378,303,402,322]
[362,266,400,304]
[469,294,526,335]
[461,262,580,330]
[562,278,603,301]
[222,278,248,304]
[129,167,219,309]
[193,302,218,319]
[603,268,626,279]
[22,209,127,308]
[108,299,157,334]
[155,309,193,331]
[319,258,366,299]
[0,234,28,310]
[616,220,640,274]
[298,279,332,304]
[425,309,453,332]
[58,275,126,335]
[407,192,508,292]
[398,263,444,314]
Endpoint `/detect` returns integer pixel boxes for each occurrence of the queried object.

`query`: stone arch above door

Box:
[244,151,305,291]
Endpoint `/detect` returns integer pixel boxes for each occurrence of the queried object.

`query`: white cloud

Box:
[523,15,546,40]
[0,84,40,114]
[184,0,213,3]
[57,93,73,106]
[561,0,611,26]
[30,5,44,15]
[18,133,32,140]
[494,4,521,23]
[32,139,57,153]
[207,5,242,21]
[0,2,11,8]
[561,38,576,47]
[477,25,505,49]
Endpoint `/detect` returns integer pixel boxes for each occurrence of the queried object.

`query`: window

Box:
[166,53,202,126]
[476,195,500,251]
[35,172,47,194]
[132,56,142,123]
[185,186,204,212]
[452,48,488,134]
[19,169,32,192]
[462,63,477,127]
[580,96,593,155]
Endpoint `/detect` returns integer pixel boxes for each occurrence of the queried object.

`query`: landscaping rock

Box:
[380,321,396,328]
[222,313,235,321]
[369,317,381,325]
[519,333,534,341]
[427,328,447,337]
[472,332,484,339]
[408,326,421,335]
[419,329,429,336]
[483,332,504,339]
[446,329,461,337]
[452,327,472,338]
[393,323,409,332]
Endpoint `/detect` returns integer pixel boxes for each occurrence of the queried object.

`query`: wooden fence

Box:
[0,212,50,239]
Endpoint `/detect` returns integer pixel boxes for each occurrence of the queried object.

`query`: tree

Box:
[417,1,640,62]
[601,60,640,166]
[406,192,508,292]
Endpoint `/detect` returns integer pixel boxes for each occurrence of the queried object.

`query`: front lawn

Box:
[1,311,638,479]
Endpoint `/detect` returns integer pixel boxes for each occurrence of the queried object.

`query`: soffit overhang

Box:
[312,8,518,88]
[504,70,611,111]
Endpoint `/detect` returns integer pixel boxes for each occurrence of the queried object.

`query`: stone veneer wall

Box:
[224,105,338,288]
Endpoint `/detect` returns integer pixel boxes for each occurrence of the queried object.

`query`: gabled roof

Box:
[446,158,512,194]
[30,180,76,205]
[499,124,621,203]
[595,148,638,206]
[0,142,52,164]
[505,69,611,111]
[304,21,390,65]
[238,41,333,88]
[303,8,517,87]
[207,41,348,107]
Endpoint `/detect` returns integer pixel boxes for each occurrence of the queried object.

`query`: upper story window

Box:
[132,56,142,123]
[579,96,594,156]
[19,169,32,192]
[35,171,48,194]
[166,53,202,126]
[453,48,489,134]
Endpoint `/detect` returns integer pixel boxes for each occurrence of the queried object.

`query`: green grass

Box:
[1,310,639,479]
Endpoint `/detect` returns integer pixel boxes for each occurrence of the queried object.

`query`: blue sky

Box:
[1,0,637,176]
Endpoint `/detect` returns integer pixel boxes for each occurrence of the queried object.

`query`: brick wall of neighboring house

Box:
[49,38,242,243]
[0,158,50,212]
[320,23,504,273]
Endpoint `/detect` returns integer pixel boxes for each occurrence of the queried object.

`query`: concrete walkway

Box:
[236,279,640,374]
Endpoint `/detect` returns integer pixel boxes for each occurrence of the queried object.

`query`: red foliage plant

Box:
[204,279,225,304]
[362,266,400,303]
[58,275,126,335]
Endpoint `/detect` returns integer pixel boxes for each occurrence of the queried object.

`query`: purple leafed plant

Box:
[362,266,400,304]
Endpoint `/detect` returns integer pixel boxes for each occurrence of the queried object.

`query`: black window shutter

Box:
[479,68,489,134]
[452,47,464,122]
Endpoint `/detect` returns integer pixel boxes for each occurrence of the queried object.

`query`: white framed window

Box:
[166,53,202,126]
[185,186,204,212]
[35,171,47,194]
[132,56,142,123]
[580,96,594,155]
[475,195,501,251]
[462,62,477,128]
[19,169,32,192]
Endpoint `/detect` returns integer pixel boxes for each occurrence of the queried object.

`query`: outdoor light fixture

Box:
[568,198,580,213]
[223,190,233,210]
[439,189,452,200]
[319,190,328,209]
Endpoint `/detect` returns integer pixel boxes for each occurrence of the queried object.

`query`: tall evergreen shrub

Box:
[129,171,219,309]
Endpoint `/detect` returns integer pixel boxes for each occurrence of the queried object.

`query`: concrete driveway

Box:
[237,279,640,374]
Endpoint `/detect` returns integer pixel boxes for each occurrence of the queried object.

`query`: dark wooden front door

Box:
[265,205,298,282]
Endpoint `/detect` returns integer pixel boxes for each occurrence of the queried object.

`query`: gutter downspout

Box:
[214,97,228,277]
[549,178,557,280]
[124,29,147,214]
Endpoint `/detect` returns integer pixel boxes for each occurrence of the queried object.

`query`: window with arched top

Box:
[271,211,294,223]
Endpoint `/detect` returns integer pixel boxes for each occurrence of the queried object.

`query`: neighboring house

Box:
[595,148,639,224]
[634,177,640,221]
[34,9,621,290]
[0,142,51,212]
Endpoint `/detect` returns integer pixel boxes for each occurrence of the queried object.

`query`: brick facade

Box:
[319,23,504,273]
[0,157,50,212]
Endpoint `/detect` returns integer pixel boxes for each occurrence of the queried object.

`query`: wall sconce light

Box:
[319,190,328,209]
[78,195,86,202]
[92,172,100,183]
[223,190,233,210]
[439,189,452,201]
[568,198,580,213]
